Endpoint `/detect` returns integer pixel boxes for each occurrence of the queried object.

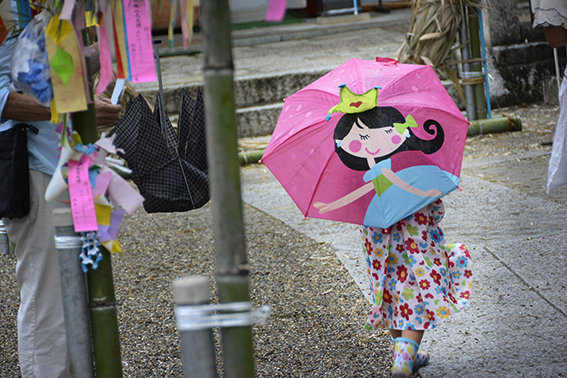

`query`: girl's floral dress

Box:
[362,198,473,331]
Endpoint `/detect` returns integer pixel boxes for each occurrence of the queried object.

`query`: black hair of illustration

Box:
[333,106,445,171]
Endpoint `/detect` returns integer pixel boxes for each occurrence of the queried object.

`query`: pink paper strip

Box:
[123,0,156,83]
[179,0,191,49]
[265,0,287,22]
[68,155,99,232]
[101,166,144,214]
[96,18,114,94]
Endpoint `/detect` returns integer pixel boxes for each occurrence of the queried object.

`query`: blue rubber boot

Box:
[391,337,428,377]
[390,336,429,373]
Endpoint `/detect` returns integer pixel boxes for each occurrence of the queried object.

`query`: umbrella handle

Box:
[153,40,164,101]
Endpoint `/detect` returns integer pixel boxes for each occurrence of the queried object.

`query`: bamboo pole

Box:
[71,52,123,377]
[86,247,123,377]
[201,1,255,377]
[238,149,264,166]
[467,115,522,136]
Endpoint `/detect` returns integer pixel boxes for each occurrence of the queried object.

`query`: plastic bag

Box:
[11,11,53,106]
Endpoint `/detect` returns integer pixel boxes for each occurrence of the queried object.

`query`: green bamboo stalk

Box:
[201,1,255,377]
[468,6,487,120]
[86,247,123,377]
[70,53,123,377]
[238,149,264,166]
[467,115,522,136]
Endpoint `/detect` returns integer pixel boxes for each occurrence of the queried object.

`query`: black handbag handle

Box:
[17,123,39,135]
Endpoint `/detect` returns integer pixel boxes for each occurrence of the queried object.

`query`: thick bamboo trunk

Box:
[201,1,255,377]
[71,104,124,377]
[70,51,123,376]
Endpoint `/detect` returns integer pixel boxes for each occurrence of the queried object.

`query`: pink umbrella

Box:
[261,57,469,229]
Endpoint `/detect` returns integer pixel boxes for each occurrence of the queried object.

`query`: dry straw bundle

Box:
[396,0,488,98]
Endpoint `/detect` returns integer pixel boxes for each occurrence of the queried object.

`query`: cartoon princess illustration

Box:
[314,85,473,377]
[314,84,459,227]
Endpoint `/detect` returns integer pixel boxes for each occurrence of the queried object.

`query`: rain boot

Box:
[390,336,429,373]
[391,337,427,377]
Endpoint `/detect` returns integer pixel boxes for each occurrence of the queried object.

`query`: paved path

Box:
[146,9,567,376]
[241,153,567,377]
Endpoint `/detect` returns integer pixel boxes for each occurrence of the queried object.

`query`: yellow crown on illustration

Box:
[326,84,380,121]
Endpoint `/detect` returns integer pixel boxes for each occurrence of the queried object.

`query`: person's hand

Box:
[94,94,122,126]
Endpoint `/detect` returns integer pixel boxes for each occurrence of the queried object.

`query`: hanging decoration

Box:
[46,115,144,270]
[168,0,194,49]
[45,12,89,113]
[1,0,196,269]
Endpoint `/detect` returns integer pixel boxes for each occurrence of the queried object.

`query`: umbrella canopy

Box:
[111,89,209,213]
[262,57,469,229]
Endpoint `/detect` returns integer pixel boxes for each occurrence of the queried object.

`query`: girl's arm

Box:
[381,168,441,197]
[313,182,375,214]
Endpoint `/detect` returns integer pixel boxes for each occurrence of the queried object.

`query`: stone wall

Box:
[485,0,567,107]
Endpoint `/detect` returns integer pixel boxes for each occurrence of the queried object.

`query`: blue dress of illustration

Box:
[362,158,459,229]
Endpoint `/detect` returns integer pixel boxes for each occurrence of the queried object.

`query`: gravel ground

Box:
[0,196,391,377]
[0,102,562,377]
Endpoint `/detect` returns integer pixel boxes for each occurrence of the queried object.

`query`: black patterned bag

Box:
[0,124,37,218]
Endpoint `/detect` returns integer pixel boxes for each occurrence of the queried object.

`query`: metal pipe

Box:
[477,5,492,118]
[459,9,477,121]
[53,208,94,378]
[0,220,10,255]
[173,276,217,378]
[468,6,487,120]
[554,48,561,94]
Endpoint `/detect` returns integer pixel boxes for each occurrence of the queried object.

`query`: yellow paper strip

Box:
[49,98,61,123]
[45,14,87,113]
[94,203,112,226]
[103,240,122,253]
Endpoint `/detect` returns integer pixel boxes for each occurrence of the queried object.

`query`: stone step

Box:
[158,80,463,139]
[136,70,329,115]
[236,103,284,138]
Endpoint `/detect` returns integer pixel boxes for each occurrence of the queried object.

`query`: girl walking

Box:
[314,86,473,377]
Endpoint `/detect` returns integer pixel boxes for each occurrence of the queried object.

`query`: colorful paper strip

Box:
[123,0,156,83]
[68,154,99,232]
